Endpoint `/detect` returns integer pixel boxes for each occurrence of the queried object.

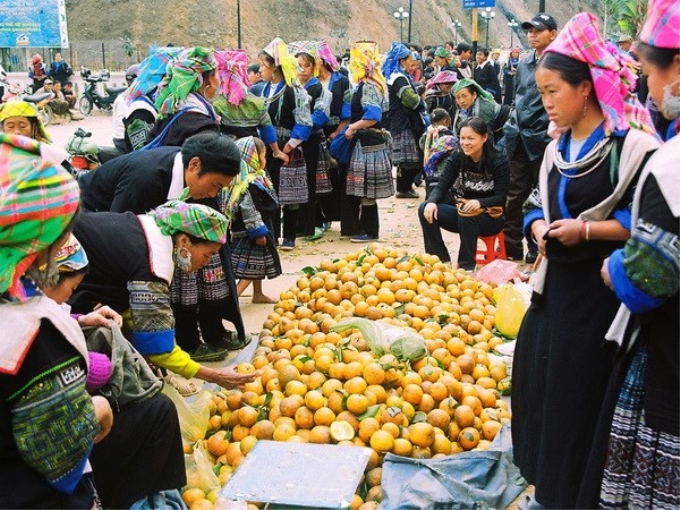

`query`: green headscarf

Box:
[154,46,218,118]
[147,200,227,244]
[0,133,80,298]
[453,78,495,105]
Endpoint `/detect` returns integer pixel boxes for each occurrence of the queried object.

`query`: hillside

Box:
[66,0,603,58]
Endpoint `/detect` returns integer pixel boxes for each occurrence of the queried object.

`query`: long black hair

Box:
[458,116,494,177]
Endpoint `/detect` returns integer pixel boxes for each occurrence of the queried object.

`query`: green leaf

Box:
[263,392,274,407]
[301,266,317,276]
[414,256,425,266]
[358,404,382,420]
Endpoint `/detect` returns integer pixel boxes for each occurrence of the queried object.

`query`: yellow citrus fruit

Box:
[330,420,356,442]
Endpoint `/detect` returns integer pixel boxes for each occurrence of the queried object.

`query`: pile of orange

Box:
[181,244,512,510]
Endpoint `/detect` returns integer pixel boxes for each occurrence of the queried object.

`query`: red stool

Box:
[475,232,507,266]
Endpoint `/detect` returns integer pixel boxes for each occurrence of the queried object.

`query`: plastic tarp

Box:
[380,425,527,509]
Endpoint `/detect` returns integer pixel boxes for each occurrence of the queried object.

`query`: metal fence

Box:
[1,39,149,74]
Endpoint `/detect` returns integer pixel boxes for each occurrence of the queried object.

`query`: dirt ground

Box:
[47,113,533,509]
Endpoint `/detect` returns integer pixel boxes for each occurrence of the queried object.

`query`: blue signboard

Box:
[0,0,69,48]
[463,0,496,8]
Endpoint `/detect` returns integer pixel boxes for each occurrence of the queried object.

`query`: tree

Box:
[121,35,136,59]
[605,0,648,38]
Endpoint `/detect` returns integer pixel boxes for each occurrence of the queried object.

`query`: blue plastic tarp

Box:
[380,425,527,509]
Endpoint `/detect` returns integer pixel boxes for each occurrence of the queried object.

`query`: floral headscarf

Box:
[154,47,218,118]
[214,49,249,105]
[263,37,298,86]
[127,46,184,102]
[382,42,411,78]
[54,234,89,273]
[148,200,227,244]
[349,41,387,95]
[222,136,276,221]
[0,134,80,299]
[318,41,340,72]
[544,12,656,136]
[0,101,51,143]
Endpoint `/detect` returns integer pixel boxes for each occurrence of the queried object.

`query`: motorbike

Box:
[0,77,53,126]
[78,67,128,116]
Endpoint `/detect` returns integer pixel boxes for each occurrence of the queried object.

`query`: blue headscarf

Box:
[382,42,411,78]
[127,46,184,102]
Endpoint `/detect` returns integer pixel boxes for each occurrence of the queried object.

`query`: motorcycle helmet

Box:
[65,130,100,170]
[100,69,111,80]
[125,64,140,87]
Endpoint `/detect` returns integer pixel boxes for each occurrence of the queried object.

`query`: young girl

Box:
[420,108,459,197]
[224,136,282,303]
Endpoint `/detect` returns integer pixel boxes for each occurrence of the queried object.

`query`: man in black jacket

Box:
[502,13,558,263]
[474,48,502,103]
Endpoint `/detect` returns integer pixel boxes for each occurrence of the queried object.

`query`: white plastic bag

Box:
[331,318,427,361]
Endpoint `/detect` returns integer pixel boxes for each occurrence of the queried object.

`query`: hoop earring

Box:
[582,96,589,117]
[175,246,193,272]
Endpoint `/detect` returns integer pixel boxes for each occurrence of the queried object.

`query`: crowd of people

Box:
[0,0,678,507]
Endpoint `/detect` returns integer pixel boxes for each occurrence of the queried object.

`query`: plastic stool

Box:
[475,232,507,266]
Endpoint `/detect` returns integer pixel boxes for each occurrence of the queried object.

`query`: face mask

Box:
[660,80,680,120]
[174,246,193,272]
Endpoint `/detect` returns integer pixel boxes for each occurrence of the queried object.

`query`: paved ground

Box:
[47,113,464,338]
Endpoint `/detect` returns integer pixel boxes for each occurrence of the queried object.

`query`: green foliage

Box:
[606,0,648,38]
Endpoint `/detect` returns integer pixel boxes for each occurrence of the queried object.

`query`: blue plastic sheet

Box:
[380,425,527,509]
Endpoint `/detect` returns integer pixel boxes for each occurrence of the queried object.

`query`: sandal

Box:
[223,331,252,351]
[164,374,200,397]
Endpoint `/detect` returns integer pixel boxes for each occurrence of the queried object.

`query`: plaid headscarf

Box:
[382,42,412,78]
[544,12,656,136]
[453,78,496,105]
[0,101,51,143]
[349,41,387,95]
[147,200,227,244]
[54,234,89,273]
[318,40,340,72]
[289,40,320,77]
[127,46,184,102]
[213,49,249,105]
[426,70,458,91]
[0,133,80,298]
[154,47,218,118]
[221,137,276,221]
[263,37,298,86]
[639,0,680,49]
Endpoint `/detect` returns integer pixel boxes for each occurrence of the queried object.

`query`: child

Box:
[420,108,459,198]
[223,136,282,303]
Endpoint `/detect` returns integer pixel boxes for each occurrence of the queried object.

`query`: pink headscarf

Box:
[318,40,340,72]
[544,12,656,136]
[639,0,680,49]
[214,49,249,105]
[426,70,458,91]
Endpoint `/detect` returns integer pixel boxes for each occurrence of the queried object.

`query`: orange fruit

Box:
[409,422,435,448]
[363,363,386,385]
[454,405,476,428]
[458,426,481,450]
[314,406,336,427]
[370,430,395,453]
[346,394,369,415]
[330,420,356,442]
[392,437,413,456]
[358,417,381,442]
[309,425,332,444]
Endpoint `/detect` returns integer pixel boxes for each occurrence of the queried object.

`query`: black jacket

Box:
[502,50,552,162]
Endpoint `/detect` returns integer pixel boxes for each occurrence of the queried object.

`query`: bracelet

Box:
[579,220,586,242]
[585,221,591,242]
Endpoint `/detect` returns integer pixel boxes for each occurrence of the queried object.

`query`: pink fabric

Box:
[318,40,340,71]
[425,70,458,91]
[639,0,680,49]
[545,12,656,137]
[214,49,249,105]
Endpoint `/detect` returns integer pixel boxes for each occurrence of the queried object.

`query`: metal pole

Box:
[102,42,106,69]
[510,30,514,49]
[539,0,546,12]
[237,0,242,49]
[486,21,489,49]
[407,0,413,43]
[400,19,404,43]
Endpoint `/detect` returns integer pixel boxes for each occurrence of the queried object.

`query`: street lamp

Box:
[508,19,519,48]
[393,7,409,43]
[480,7,496,50]
[452,19,463,43]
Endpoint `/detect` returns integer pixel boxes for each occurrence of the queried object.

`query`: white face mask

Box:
[660,80,680,120]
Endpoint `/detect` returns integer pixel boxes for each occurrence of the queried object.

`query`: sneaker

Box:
[322,222,332,231]
[525,251,538,264]
[305,227,325,241]
[350,233,379,243]
[395,189,419,199]
[280,238,295,251]
[189,343,229,362]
